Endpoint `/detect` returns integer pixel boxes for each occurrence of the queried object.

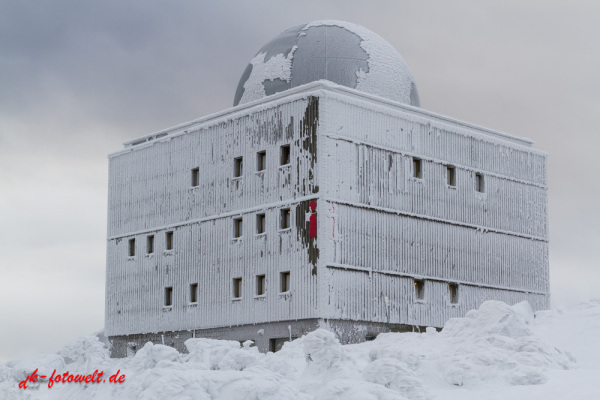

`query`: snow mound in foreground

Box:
[436,301,575,387]
[0,300,584,400]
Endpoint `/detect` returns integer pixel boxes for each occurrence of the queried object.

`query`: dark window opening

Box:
[280,145,290,166]
[190,283,198,303]
[280,208,290,230]
[280,271,290,293]
[128,238,135,257]
[412,157,422,179]
[166,231,174,250]
[256,274,266,296]
[447,166,456,187]
[234,157,243,178]
[233,217,243,238]
[164,287,173,306]
[257,151,266,172]
[191,168,199,187]
[414,279,424,300]
[256,213,265,234]
[475,173,485,193]
[449,283,459,304]
[146,235,154,254]
[233,277,242,299]
[269,337,297,352]
[126,343,137,358]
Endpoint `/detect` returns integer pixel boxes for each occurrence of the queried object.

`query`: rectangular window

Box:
[257,151,266,172]
[280,144,290,166]
[280,271,290,293]
[475,173,485,193]
[128,238,135,257]
[233,217,243,238]
[164,287,173,307]
[256,213,265,234]
[280,208,291,230]
[447,166,456,187]
[414,279,424,300]
[166,231,174,250]
[270,337,296,352]
[234,157,243,178]
[449,283,459,304]
[233,277,242,299]
[146,235,154,254]
[256,274,266,296]
[412,157,422,179]
[191,167,199,187]
[189,283,198,303]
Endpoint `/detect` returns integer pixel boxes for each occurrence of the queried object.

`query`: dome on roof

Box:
[234,20,420,107]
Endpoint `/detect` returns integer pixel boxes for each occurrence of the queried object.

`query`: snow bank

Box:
[1,300,596,400]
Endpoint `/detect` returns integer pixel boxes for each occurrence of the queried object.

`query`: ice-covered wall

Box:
[317,91,549,327]
[106,97,320,337]
[106,81,549,342]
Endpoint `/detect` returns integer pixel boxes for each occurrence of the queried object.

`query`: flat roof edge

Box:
[114,80,537,157]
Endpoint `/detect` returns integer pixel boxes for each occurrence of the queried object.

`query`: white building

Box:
[105,21,549,356]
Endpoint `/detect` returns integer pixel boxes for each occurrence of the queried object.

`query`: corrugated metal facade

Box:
[106,83,549,341]
[106,96,320,336]
[318,94,549,327]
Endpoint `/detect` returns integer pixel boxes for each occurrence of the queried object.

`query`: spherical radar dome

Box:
[234,20,420,107]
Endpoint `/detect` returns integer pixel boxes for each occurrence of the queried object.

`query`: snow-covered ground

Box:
[1,299,599,399]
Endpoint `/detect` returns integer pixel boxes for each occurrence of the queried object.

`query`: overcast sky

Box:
[1,0,598,362]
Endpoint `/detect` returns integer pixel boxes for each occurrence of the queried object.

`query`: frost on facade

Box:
[105,21,549,357]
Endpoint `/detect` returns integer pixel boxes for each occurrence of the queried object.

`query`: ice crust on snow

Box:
[1,300,593,400]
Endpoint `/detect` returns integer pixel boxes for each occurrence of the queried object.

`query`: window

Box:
[414,279,424,300]
[126,343,137,358]
[447,166,456,187]
[233,217,243,238]
[280,144,290,166]
[257,151,266,172]
[191,167,199,187]
[280,208,291,230]
[475,173,485,193]
[164,287,173,307]
[128,238,135,257]
[146,235,154,254]
[412,157,422,179]
[449,283,459,304]
[256,275,266,296]
[280,271,290,293]
[232,277,242,299]
[189,283,198,303]
[270,337,296,352]
[256,213,265,234]
[234,157,243,178]
[166,231,174,250]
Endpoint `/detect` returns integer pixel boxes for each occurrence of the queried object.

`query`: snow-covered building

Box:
[105,21,549,357]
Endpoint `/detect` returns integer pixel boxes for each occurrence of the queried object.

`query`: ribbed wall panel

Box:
[106,97,320,336]
[317,93,549,325]
[106,85,549,339]
[320,95,547,186]
[106,205,319,335]
[323,269,548,327]
[319,122,547,238]
[107,97,318,237]
[331,204,548,292]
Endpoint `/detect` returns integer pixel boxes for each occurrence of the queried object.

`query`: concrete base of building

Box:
[108,319,440,358]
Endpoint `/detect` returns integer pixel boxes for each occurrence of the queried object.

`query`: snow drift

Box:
[1,300,597,400]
